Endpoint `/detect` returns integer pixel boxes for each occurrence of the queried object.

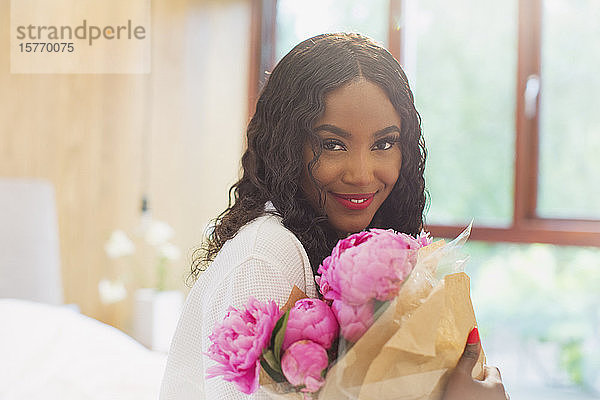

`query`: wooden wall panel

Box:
[0,0,251,332]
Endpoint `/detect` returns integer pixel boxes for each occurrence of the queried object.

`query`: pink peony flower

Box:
[318,229,420,305]
[417,230,433,247]
[314,255,333,299]
[206,297,281,394]
[281,340,329,393]
[331,299,375,342]
[282,298,339,352]
[316,231,377,298]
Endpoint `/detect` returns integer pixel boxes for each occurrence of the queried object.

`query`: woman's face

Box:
[301,78,403,236]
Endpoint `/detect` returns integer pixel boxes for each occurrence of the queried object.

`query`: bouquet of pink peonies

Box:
[319,224,485,400]
[316,229,430,343]
[206,291,340,398]
[205,228,427,398]
[206,226,483,399]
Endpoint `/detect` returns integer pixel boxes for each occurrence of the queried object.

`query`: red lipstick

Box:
[331,192,375,210]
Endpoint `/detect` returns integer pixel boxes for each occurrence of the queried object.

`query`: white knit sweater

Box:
[160,211,318,399]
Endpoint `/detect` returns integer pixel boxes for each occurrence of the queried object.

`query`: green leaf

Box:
[261,350,285,382]
[272,310,290,362]
[270,316,281,348]
[262,349,280,371]
[327,337,339,365]
[373,299,390,315]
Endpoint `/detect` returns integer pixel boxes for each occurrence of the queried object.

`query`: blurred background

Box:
[1,0,599,399]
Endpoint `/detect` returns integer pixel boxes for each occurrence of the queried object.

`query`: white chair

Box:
[0,178,63,305]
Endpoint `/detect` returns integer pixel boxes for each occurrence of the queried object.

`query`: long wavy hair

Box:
[188,33,427,284]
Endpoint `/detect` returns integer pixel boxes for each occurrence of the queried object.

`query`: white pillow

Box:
[0,299,166,400]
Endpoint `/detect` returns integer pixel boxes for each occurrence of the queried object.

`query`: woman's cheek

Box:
[377,157,402,186]
[312,159,342,187]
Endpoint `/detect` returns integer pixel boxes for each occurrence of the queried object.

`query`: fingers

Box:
[483,365,509,399]
[455,327,481,375]
[483,366,503,384]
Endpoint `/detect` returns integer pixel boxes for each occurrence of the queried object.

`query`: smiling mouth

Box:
[330,192,376,210]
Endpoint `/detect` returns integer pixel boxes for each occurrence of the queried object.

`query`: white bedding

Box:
[0,299,166,400]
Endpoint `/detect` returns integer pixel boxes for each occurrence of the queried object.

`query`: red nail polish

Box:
[467,327,480,344]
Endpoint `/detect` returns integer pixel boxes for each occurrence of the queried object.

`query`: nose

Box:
[341,150,373,187]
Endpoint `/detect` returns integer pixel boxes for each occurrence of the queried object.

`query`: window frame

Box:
[247,0,600,247]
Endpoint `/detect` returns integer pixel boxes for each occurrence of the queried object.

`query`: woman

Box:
[160,33,508,399]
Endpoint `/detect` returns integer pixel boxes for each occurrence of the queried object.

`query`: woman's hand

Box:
[442,328,509,400]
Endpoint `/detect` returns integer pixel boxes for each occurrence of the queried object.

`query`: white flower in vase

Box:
[144,220,174,246]
[158,242,181,262]
[104,230,135,259]
[98,278,127,304]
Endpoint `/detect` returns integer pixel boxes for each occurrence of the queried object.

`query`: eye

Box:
[322,139,346,151]
[372,136,399,151]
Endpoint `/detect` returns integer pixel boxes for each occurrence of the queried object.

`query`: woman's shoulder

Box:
[207,212,316,297]
[238,212,289,238]
[224,213,305,263]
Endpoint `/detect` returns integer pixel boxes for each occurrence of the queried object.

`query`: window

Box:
[537,0,600,220]
[403,0,518,228]
[465,240,600,398]
[248,0,600,247]
[248,1,600,397]
[275,0,389,61]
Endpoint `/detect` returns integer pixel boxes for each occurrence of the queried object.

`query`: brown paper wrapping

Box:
[320,241,485,400]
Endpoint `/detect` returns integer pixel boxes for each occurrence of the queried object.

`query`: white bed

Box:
[0,299,166,400]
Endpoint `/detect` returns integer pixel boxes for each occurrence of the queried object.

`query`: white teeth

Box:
[350,198,367,203]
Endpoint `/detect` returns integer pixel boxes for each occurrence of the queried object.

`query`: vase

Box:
[133,288,184,352]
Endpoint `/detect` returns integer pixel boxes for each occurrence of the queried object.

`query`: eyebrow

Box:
[313,124,401,139]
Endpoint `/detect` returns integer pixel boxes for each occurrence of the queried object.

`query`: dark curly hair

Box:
[188,32,427,284]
